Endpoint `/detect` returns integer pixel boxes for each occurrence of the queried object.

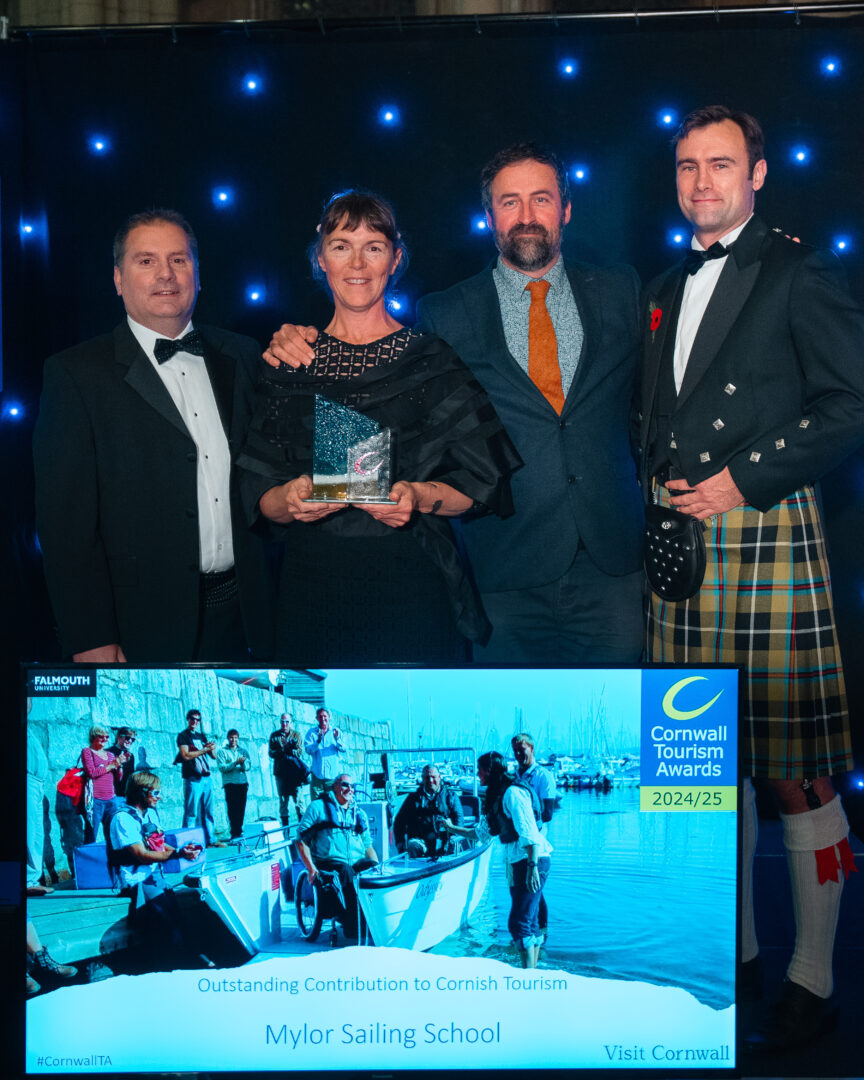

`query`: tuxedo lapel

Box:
[642,267,685,437]
[677,256,760,406]
[202,335,235,436]
[114,323,190,438]
[676,216,767,407]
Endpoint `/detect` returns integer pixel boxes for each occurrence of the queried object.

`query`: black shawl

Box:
[238,333,522,643]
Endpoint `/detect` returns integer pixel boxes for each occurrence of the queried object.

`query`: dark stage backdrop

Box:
[1,14,863,776]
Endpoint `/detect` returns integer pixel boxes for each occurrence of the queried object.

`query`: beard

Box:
[496,220,563,272]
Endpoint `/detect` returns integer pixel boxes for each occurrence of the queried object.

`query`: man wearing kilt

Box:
[641,106,864,1052]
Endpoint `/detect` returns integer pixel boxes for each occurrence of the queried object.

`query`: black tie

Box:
[683,241,731,276]
[154,330,205,364]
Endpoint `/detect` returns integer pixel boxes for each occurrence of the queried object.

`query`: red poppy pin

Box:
[649,301,663,341]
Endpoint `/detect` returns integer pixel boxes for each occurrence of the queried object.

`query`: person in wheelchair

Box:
[393,765,465,858]
[296,773,378,938]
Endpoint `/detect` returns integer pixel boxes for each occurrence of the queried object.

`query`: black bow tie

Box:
[154,330,204,364]
[683,241,731,276]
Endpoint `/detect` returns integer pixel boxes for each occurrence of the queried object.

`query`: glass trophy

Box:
[305,395,395,503]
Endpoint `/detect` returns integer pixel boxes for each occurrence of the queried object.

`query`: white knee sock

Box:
[741,778,759,963]
[780,794,849,998]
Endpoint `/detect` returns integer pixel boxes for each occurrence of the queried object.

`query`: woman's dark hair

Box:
[309,189,408,291]
[478,750,511,817]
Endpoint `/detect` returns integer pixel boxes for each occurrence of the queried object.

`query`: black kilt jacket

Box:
[640,215,864,508]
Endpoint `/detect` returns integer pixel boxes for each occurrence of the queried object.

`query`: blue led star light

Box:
[2,401,24,421]
[790,145,811,166]
[387,296,404,314]
[472,216,488,233]
[833,235,852,254]
[246,285,266,305]
[570,164,589,184]
[378,105,400,127]
[820,56,841,77]
[559,59,579,78]
[667,228,687,248]
[19,214,46,242]
[212,186,235,209]
[242,73,262,94]
[657,109,678,129]
[88,135,110,155]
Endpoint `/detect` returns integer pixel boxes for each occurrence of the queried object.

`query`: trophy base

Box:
[301,496,398,504]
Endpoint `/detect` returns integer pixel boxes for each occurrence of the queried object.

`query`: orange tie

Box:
[525,279,564,414]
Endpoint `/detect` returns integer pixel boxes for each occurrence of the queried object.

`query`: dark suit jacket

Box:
[33,321,274,661]
[641,216,864,510]
[416,260,645,592]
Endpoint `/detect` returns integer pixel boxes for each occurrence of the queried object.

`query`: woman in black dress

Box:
[240,190,521,665]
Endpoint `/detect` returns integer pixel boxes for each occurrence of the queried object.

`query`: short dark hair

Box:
[125,769,161,808]
[480,142,570,213]
[116,726,137,739]
[309,189,408,288]
[226,728,239,739]
[673,106,765,177]
[186,709,201,723]
[113,209,198,267]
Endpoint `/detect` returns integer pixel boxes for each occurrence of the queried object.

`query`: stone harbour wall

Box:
[27,668,392,879]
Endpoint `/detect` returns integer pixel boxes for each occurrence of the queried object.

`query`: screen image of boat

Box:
[24,664,739,1077]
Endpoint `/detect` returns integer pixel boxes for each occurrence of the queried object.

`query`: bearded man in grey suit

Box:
[34,209,272,663]
[266,144,645,663]
[640,105,864,1052]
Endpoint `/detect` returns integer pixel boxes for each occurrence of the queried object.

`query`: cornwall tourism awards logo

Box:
[639,669,738,812]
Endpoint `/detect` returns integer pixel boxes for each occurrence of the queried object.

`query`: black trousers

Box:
[224,783,248,839]
[316,857,377,938]
[194,570,247,662]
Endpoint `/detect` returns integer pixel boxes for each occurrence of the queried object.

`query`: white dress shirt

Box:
[127,317,234,572]
[673,216,751,393]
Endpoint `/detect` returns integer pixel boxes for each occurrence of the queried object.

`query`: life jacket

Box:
[487,779,542,845]
[301,796,368,842]
[404,787,452,829]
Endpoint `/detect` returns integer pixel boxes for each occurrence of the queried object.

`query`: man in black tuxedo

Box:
[34,210,272,663]
[265,144,644,663]
[640,106,864,1051]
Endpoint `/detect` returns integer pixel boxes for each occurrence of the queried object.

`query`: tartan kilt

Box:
[647,485,852,779]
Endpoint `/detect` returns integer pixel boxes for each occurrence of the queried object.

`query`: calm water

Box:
[431,786,736,1010]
